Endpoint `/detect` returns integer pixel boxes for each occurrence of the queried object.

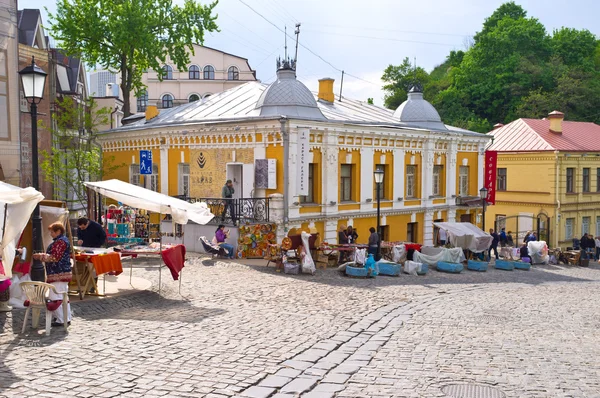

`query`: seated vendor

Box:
[520,242,531,262]
[77,217,107,248]
[215,225,235,259]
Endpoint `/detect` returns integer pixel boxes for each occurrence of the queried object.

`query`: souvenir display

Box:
[237,224,277,259]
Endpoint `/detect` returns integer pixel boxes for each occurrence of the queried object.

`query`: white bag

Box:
[8,273,30,308]
[300,231,316,275]
[403,260,422,276]
[392,245,407,263]
[354,248,366,265]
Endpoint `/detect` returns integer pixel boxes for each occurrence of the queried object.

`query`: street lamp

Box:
[19,56,47,282]
[479,187,488,232]
[374,167,384,261]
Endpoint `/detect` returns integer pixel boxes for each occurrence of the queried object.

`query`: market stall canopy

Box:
[0,182,45,279]
[433,222,492,253]
[84,180,214,225]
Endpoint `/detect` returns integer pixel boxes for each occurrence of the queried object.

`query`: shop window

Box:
[129,164,141,186]
[300,163,315,203]
[407,222,418,243]
[566,168,575,193]
[582,216,591,235]
[432,165,442,196]
[179,163,190,196]
[406,165,416,198]
[459,166,469,196]
[227,66,239,80]
[583,168,590,192]
[565,218,574,240]
[497,168,507,191]
[340,164,353,202]
[188,65,200,80]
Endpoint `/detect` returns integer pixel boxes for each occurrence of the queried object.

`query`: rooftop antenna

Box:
[294,23,301,74]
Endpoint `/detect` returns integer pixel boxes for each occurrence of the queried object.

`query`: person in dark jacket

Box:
[519,242,530,262]
[221,180,237,225]
[346,226,358,244]
[488,228,499,260]
[499,228,507,247]
[580,233,595,260]
[338,225,349,263]
[507,231,514,247]
[368,227,379,258]
[77,217,107,248]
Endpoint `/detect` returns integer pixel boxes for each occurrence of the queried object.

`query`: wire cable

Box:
[303,29,461,47]
[303,22,471,38]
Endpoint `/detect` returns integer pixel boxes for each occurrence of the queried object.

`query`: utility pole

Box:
[294,23,301,72]
[339,70,344,102]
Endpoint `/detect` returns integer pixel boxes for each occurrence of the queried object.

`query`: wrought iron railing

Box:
[174,196,270,225]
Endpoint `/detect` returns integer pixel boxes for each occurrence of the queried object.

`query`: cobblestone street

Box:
[1,256,600,398]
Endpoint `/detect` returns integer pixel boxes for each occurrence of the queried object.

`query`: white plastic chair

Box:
[20,281,69,335]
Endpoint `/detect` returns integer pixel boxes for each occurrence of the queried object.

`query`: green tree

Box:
[381,57,430,109]
[40,97,122,211]
[551,27,598,68]
[473,1,526,43]
[48,0,219,117]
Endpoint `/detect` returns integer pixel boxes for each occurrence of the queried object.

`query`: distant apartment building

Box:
[90,69,119,97]
[131,44,256,113]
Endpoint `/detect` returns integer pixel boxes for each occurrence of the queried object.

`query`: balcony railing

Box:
[455,196,484,207]
[174,196,270,225]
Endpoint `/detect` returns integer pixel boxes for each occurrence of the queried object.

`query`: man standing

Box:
[499,228,507,247]
[77,217,107,248]
[488,228,499,260]
[221,179,237,226]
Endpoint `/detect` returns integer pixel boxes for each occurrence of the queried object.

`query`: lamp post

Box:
[479,187,488,232]
[374,167,384,261]
[19,57,48,282]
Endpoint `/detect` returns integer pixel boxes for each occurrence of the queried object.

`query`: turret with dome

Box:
[393,84,447,131]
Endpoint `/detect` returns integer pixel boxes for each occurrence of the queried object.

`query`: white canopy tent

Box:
[84,179,215,225]
[0,182,44,279]
[433,222,493,253]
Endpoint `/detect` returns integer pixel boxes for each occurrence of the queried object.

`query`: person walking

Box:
[368,227,379,258]
[221,179,237,226]
[499,228,507,247]
[338,224,349,263]
[488,228,499,260]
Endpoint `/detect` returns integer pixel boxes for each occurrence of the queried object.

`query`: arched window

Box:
[188,94,200,103]
[203,65,215,80]
[227,66,239,80]
[202,93,212,101]
[137,90,148,112]
[188,65,200,80]
[162,65,173,80]
[161,94,174,109]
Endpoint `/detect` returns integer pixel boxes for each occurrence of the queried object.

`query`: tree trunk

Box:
[121,64,131,118]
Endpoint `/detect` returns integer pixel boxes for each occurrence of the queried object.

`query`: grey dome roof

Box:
[393,87,446,130]
[256,68,325,119]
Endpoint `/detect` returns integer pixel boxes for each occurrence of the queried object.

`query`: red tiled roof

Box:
[487,118,600,152]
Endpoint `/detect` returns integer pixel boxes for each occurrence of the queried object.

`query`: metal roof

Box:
[393,90,446,131]
[488,118,600,152]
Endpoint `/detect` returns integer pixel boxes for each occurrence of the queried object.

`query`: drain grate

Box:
[442,384,506,398]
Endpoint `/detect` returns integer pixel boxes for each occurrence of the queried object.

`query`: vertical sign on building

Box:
[484,150,497,204]
[296,128,309,195]
[140,150,152,175]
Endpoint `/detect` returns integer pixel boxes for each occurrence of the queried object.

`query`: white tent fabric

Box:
[413,247,466,266]
[0,182,44,279]
[433,222,493,253]
[84,179,215,225]
[41,205,69,249]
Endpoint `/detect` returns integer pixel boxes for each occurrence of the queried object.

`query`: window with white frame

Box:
[227,66,239,80]
[582,216,591,235]
[432,165,442,196]
[406,165,416,198]
[161,94,174,109]
[459,166,469,196]
[188,65,200,80]
[203,65,215,80]
[149,164,159,192]
[178,163,190,196]
[565,218,574,240]
[340,164,353,202]
[162,65,173,80]
[137,90,148,112]
[130,164,141,186]
[596,216,600,236]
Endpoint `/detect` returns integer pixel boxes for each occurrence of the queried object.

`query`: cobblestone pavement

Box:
[1,256,600,398]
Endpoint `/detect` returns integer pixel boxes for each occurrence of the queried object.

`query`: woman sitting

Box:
[214,225,235,259]
[519,242,531,263]
[32,222,72,327]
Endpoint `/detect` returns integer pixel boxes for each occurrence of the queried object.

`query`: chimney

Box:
[493,123,504,130]
[145,105,159,121]
[548,110,564,133]
[318,78,334,103]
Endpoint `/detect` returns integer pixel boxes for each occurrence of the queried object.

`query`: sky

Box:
[18,0,600,106]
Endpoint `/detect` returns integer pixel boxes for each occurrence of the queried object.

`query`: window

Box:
[566,168,575,193]
[178,163,190,196]
[432,165,442,196]
[459,166,469,196]
[582,216,591,235]
[148,164,159,192]
[300,163,315,203]
[374,164,387,199]
[0,50,8,139]
[340,164,353,202]
[596,216,600,236]
[497,168,507,191]
[227,66,239,80]
[129,164,141,186]
[407,222,418,243]
[162,65,173,80]
[378,225,389,242]
[161,94,174,109]
[188,65,200,80]
[495,214,506,231]
[406,165,416,198]
[583,168,590,192]
[188,94,200,103]
[203,65,215,80]
[565,218,574,240]
[136,91,148,112]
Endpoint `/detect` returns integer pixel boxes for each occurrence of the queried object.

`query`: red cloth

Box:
[14,262,31,275]
[404,243,422,251]
[161,245,186,281]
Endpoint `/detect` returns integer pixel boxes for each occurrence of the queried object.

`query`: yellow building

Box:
[98,60,489,245]
[486,111,600,248]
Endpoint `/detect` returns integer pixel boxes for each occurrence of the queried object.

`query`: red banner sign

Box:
[484,151,497,205]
